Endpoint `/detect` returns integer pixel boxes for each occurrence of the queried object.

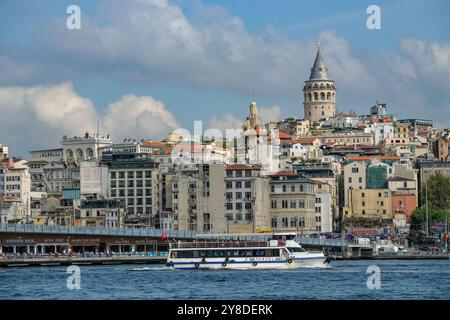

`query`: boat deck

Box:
[169,240,279,249]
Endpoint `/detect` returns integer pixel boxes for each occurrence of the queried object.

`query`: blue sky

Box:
[0,0,449,157]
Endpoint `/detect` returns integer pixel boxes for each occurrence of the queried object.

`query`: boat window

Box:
[287,247,305,252]
[175,250,194,258]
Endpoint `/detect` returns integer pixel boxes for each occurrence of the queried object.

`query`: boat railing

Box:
[169,241,272,249]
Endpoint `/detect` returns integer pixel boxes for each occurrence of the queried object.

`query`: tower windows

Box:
[320,92,325,101]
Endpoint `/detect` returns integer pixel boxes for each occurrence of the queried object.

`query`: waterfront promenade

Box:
[0,252,168,267]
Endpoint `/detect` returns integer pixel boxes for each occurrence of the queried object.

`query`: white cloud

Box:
[102,94,179,140]
[259,106,282,123]
[43,0,378,98]
[0,83,178,156]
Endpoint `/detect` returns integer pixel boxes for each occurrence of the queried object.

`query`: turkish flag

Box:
[161,232,167,240]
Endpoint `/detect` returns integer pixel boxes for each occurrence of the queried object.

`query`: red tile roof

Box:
[270,171,299,177]
[142,141,166,148]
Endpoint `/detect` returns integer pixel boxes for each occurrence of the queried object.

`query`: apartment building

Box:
[103,152,160,228]
[268,172,316,234]
[225,164,270,233]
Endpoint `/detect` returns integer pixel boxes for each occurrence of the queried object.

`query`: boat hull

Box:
[166,255,330,270]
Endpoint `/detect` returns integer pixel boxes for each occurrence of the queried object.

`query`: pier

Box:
[0,253,167,268]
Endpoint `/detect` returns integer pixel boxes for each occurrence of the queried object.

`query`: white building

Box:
[79,161,109,197]
[364,122,395,146]
[3,160,31,221]
[313,181,333,233]
[324,114,360,129]
[62,132,112,164]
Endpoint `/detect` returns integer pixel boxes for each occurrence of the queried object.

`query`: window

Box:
[236,181,242,188]
[271,217,278,228]
[245,202,252,210]
[226,182,232,189]
[291,185,295,192]
[226,192,233,200]
[245,171,251,177]
[349,177,352,183]
[362,201,365,207]
[315,197,321,203]
[235,192,242,199]
[271,200,277,209]
[127,171,134,178]
[299,200,305,208]
[226,171,233,177]
[271,185,275,192]
[236,203,242,210]
[358,177,362,183]
[226,203,233,210]
[136,172,143,179]
[245,181,251,188]
[245,192,251,200]
[235,170,242,177]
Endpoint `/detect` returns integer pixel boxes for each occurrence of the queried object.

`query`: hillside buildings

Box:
[2,44,446,239]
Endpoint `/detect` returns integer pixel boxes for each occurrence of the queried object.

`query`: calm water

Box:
[0,260,449,300]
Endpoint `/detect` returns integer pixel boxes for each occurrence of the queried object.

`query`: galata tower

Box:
[303,42,336,122]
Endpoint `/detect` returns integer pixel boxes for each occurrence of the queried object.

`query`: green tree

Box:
[421,173,450,210]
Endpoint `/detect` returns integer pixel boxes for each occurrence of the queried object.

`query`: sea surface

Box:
[0,260,449,300]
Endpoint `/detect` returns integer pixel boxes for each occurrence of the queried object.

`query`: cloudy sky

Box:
[0,0,449,157]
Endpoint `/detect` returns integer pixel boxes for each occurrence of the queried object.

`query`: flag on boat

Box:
[161,232,167,240]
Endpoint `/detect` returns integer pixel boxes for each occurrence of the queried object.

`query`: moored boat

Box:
[166,232,332,270]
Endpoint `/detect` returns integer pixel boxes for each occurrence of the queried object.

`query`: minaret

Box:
[303,42,336,122]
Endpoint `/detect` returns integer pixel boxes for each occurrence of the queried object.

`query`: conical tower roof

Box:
[309,42,329,80]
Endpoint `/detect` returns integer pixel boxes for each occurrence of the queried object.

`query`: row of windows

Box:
[226,202,252,210]
[270,184,308,193]
[110,180,152,188]
[111,171,153,179]
[226,192,252,200]
[172,249,281,259]
[304,92,335,102]
[5,176,21,182]
[304,82,334,90]
[110,189,152,197]
[271,199,313,209]
[271,217,306,228]
[227,211,252,221]
[226,181,252,189]
[110,196,152,205]
[226,170,252,178]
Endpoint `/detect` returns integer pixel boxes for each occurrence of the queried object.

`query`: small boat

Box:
[166,232,332,270]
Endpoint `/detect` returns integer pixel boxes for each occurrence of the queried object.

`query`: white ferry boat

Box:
[166,232,332,270]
